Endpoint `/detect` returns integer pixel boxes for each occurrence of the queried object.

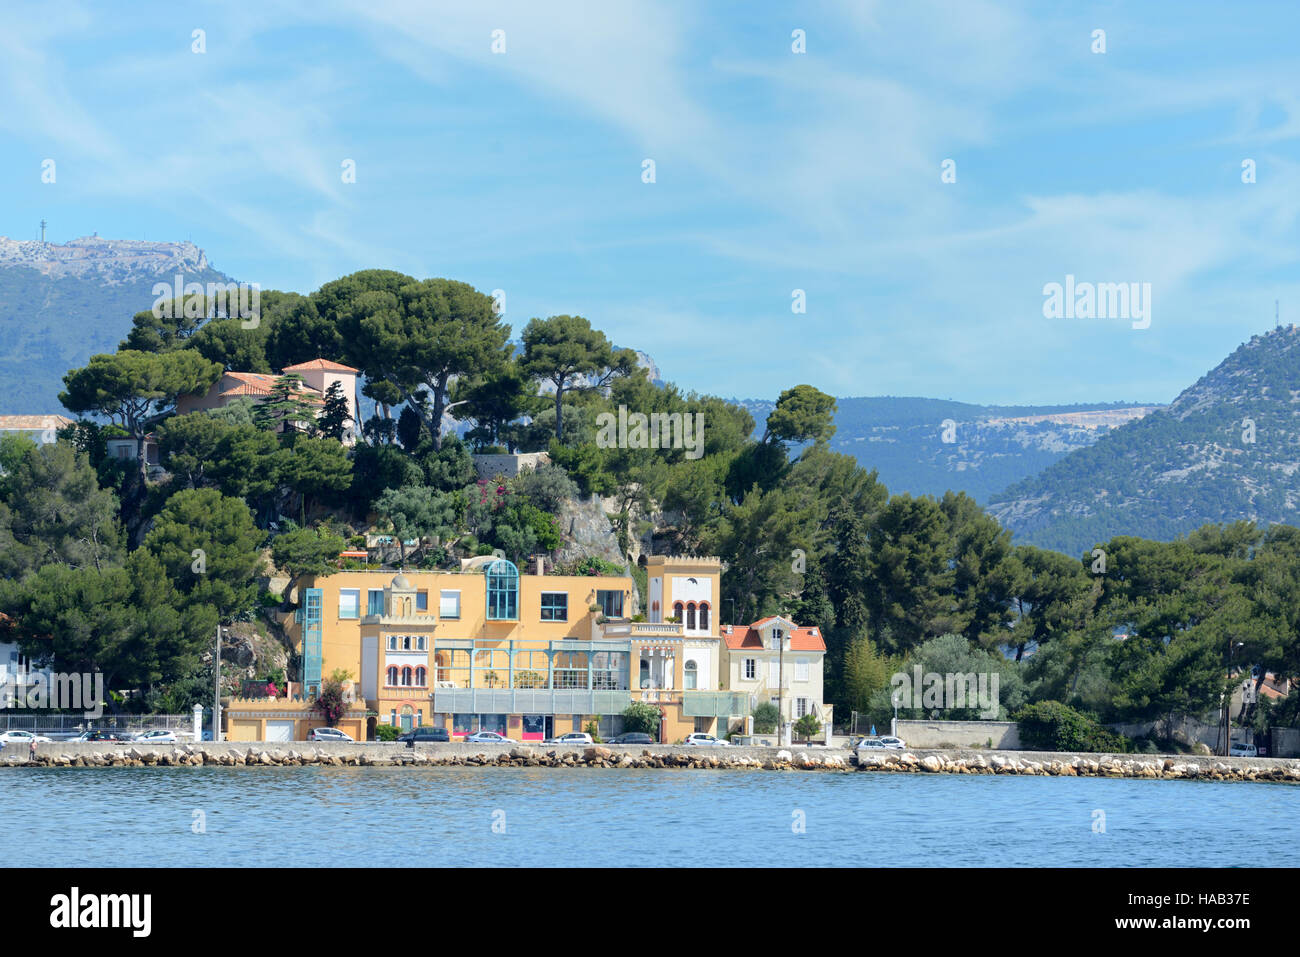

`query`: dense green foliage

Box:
[1014,701,1126,753]
[5,266,1293,741]
[752,701,780,734]
[620,701,663,736]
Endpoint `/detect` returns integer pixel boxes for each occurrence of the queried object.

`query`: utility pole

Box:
[777,626,785,746]
[212,625,222,743]
[1224,640,1243,756]
[39,220,47,243]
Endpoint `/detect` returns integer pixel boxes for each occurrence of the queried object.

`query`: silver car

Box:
[682,733,730,747]
[134,729,178,744]
[464,731,517,744]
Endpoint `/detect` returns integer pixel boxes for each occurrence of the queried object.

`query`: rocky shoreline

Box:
[5,742,1300,783]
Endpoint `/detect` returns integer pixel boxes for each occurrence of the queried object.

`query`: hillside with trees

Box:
[735,396,1160,504]
[1,269,1296,749]
[988,325,1300,556]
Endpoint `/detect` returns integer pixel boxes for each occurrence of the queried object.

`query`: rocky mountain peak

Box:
[0,234,210,284]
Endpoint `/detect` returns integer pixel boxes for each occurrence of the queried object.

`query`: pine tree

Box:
[316,381,352,442]
[253,373,320,435]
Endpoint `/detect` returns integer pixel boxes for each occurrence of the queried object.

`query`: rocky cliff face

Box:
[553,496,625,567]
[0,235,210,284]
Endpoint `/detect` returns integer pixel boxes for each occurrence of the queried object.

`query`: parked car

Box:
[308,727,355,742]
[543,732,593,746]
[609,732,655,745]
[0,730,52,744]
[682,733,730,747]
[878,736,906,749]
[463,731,516,744]
[856,737,887,750]
[134,729,178,744]
[1229,742,1258,757]
[399,728,450,747]
[80,729,134,742]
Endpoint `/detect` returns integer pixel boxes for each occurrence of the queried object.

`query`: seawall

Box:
[5,742,1300,783]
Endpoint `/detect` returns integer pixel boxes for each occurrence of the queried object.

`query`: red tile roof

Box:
[219,371,325,402]
[220,383,275,397]
[721,618,825,652]
[282,358,359,373]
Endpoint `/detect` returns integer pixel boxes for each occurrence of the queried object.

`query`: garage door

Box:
[265,720,295,742]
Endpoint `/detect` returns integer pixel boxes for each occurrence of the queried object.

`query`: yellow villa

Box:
[257,554,750,742]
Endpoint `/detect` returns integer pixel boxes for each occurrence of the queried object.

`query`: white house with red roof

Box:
[721,615,831,744]
[175,358,360,444]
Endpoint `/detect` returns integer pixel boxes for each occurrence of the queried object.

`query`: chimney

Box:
[535,555,545,576]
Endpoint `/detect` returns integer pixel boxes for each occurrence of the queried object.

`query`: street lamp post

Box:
[1224,640,1244,756]
[212,625,226,744]
[776,627,787,747]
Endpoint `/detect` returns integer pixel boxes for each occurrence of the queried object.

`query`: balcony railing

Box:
[432,688,632,716]
[595,620,685,640]
[682,690,750,718]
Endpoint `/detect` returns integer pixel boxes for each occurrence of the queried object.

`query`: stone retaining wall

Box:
[5,742,1299,783]
[894,719,1021,749]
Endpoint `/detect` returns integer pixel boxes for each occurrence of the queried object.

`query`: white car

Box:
[543,732,594,746]
[1229,743,1257,757]
[134,729,178,744]
[0,730,53,744]
[463,731,517,744]
[879,736,906,750]
[308,727,355,742]
[682,733,730,747]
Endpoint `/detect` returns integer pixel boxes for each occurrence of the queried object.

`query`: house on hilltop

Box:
[176,358,360,443]
[107,358,361,469]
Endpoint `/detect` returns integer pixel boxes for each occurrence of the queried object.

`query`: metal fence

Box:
[0,713,198,735]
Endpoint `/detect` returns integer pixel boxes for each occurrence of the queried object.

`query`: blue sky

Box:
[3,0,1298,404]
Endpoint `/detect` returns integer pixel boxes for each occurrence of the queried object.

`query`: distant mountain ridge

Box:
[987,325,1300,555]
[736,396,1161,503]
[0,234,210,283]
[0,235,231,413]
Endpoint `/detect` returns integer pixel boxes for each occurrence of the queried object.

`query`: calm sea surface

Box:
[13,766,1298,867]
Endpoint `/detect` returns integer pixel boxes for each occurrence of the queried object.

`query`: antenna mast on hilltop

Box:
[39,220,47,243]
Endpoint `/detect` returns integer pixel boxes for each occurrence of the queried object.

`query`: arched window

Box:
[415,667,427,687]
[386,666,398,686]
[673,601,684,623]
[686,603,697,630]
[698,603,710,631]
[402,666,413,687]
[684,659,698,690]
[485,558,519,621]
